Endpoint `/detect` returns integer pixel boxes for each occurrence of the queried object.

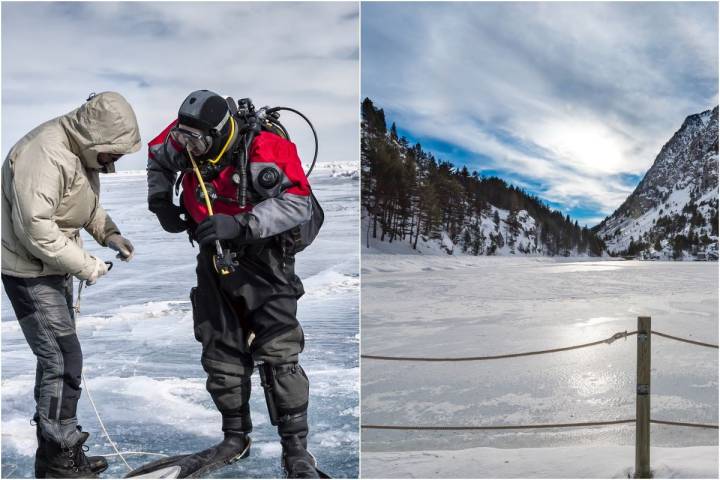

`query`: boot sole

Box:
[37,460,108,477]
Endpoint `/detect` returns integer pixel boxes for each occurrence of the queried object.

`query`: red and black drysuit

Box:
[146,121,313,444]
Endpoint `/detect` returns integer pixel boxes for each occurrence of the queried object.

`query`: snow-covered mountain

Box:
[595,106,719,260]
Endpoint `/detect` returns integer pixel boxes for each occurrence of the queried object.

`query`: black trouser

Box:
[192,246,310,443]
[2,274,83,448]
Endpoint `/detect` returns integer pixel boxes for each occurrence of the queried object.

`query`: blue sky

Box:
[362,2,718,227]
[2,2,359,171]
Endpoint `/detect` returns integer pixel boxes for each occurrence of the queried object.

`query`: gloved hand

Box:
[86,257,109,285]
[107,233,134,261]
[196,214,242,246]
[149,197,188,233]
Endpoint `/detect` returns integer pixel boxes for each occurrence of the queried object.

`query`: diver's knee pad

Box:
[206,372,253,433]
[258,363,309,426]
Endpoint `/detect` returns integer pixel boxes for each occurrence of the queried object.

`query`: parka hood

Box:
[61,92,141,170]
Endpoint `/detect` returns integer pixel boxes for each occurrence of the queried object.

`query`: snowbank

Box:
[361,445,718,478]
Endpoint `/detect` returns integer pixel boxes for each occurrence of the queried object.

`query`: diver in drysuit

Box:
[141,90,322,478]
[1,92,141,478]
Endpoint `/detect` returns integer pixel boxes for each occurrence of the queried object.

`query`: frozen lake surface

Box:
[2,169,359,478]
[361,253,718,478]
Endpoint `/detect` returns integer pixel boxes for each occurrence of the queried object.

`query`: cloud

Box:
[362,2,718,225]
[2,1,359,170]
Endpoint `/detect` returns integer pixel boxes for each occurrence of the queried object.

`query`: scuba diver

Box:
[137,90,324,479]
[1,92,141,478]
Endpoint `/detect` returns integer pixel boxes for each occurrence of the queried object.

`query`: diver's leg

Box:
[193,249,255,434]
[179,248,254,476]
[250,295,320,478]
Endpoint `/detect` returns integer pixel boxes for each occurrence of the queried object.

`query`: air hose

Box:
[187,149,234,275]
[265,107,319,177]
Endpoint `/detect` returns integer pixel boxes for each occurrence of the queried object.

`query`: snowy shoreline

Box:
[362,445,718,478]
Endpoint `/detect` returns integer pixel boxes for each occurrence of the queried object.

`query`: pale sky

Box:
[363,1,718,226]
[2,1,359,170]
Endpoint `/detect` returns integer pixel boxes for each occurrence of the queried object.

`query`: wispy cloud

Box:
[2,1,359,170]
[362,2,718,226]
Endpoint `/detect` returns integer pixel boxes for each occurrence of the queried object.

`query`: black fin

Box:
[125,436,251,479]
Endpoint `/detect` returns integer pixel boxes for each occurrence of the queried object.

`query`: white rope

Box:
[100,452,170,458]
[81,373,133,472]
[76,274,168,473]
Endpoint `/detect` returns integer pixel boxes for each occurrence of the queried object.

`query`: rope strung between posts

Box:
[362,419,718,430]
[649,419,719,429]
[362,329,718,361]
[651,330,718,349]
[363,323,718,437]
[361,330,637,362]
[362,419,636,430]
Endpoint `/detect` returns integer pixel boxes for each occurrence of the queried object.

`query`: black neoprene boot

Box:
[281,435,321,479]
[177,432,251,477]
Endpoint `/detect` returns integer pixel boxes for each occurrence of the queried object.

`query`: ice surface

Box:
[1,171,359,478]
[362,445,718,478]
[361,252,718,477]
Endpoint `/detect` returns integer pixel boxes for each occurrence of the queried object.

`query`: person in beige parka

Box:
[1,92,141,478]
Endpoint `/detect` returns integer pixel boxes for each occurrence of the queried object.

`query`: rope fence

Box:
[361,330,637,361]
[361,419,718,430]
[650,330,719,349]
[361,329,717,362]
[361,317,718,478]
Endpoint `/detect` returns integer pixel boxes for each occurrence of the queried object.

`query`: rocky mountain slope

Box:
[595,107,719,260]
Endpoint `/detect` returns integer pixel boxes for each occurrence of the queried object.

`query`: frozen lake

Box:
[2,169,359,478]
[361,253,718,477]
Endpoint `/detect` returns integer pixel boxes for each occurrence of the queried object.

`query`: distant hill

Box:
[361,98,605,256]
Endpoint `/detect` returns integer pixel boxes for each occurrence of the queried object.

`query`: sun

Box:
[541,120,626,174]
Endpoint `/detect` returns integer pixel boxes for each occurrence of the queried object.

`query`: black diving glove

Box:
[149,195,188,233]
[196,214,248,246]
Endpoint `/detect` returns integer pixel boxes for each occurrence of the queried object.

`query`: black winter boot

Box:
[73,427,108,476]
[36,424,108,478]
[281,435,321,479]
[42,431,107,478]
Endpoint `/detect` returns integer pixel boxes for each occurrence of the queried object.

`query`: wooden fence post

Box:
[634,316,651,478]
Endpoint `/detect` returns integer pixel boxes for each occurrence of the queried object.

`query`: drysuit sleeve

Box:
[147,120,189,204]
[238,132,312,240]
[9,147,97,279]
